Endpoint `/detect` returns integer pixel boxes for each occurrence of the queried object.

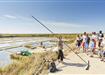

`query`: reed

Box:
[0,51,58,75]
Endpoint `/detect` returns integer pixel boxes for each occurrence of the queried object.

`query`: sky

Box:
[0,0,105,34]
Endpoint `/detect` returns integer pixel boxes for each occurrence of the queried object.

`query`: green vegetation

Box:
[0,34,77,39]
[0,34,77,75]
[0,51,58,75]
[0,43,76,75]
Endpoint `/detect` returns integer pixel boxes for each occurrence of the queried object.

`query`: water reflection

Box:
[0,51,11,67]
[0,47,29,67]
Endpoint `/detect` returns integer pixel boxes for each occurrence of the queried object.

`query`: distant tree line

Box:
[0,34,77,39]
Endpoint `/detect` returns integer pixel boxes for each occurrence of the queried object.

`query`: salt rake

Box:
[32,16,90,70]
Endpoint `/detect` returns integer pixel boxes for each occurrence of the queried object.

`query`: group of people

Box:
[76,30,105,61]
[50,31,105,73]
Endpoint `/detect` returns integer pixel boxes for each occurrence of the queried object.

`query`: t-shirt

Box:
[76,37,80,41]
[58,40,63,49]
[100,40,105,47]
[91,35,97,41]
[82,35,87,42]
[98,33,104,40]
[80,37,83,43]
[86,37,90,44]
[90,41,95,49]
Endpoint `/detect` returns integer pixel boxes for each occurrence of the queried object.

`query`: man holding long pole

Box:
[32,16,90,70]
[58,36,64,63]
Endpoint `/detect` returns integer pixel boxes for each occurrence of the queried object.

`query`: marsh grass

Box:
[0,35,76,75]
[0,51,58,75]
[0,45,76,75]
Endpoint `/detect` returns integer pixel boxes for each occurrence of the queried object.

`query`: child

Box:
[98,47,105,61]
[89,39,95,57]
[76,35,81,48]
[76,35,81,53]
[98,39,105,61]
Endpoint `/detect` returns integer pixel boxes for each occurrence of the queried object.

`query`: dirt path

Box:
[49,52,105,75]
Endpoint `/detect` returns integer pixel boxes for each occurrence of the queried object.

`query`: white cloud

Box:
[39,20,91,33]
[42,20,89,28]
[0,16,98,34]
[5,15,88,28]
[3,15,17,19]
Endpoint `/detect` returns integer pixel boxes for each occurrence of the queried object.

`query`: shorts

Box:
[85,43,89,49]
[81,42,85,47]
[58,50,64,61]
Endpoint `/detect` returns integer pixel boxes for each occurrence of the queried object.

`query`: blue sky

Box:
[0,0,105,34]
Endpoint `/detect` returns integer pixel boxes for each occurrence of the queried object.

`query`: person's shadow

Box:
[58,62,86,69]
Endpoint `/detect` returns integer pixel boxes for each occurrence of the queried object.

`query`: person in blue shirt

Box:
[90,39,95,57]
[84,34,90,54]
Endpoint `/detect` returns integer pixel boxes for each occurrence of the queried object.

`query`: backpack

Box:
[103,51,105,57]
[99,33,104,38]
[50,62,58,73]
[102,34,104,37]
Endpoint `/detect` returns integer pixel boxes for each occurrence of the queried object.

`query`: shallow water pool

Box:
[0,47,30,68]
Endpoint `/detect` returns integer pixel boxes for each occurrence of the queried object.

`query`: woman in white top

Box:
[98,39,105,61]
[82,32,87,52]
[98,30,104,47]
[91,32,97,54]
[91,32,97,41]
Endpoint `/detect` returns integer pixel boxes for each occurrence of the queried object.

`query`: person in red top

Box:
[82,32,87,52]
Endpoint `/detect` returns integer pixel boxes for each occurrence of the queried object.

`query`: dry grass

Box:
[0,39,75,75]
[24,45,35,49]
[0,51,58,75]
